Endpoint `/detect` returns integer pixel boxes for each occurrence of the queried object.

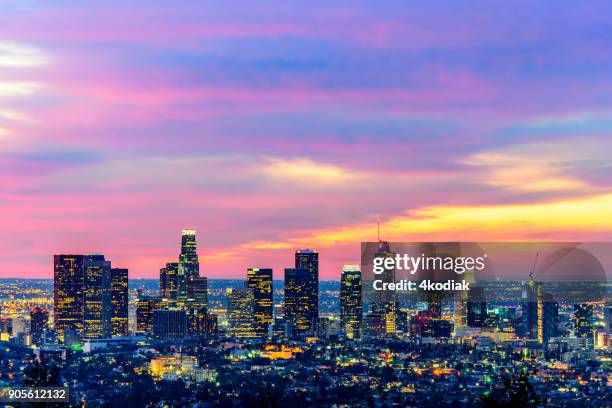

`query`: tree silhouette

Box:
[23,360,61,387]
[481,371,540,408]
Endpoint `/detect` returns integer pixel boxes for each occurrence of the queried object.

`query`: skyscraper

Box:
[340,265,362,339]
[30,307,49,346]
[467,286,487,328]
[153,308,188,339]
[295,249,318,332]
[136,296,167,334]
[204,311,218,337]
[520,279,539,339]
[575,303,594,340]
[246,268,273,338]
[227,288,258,339]
[83,255,112,339]
[371,241,397,335]
[54,255,85,338]
[541,292,559,343]
[160,262,179,300]
[284,268,311,337]
[54,254,126,340]
[186,275,208,307]
[110,268,129,336]
[176,229,200,301]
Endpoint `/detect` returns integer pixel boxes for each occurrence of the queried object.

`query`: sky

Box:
[1,0,612,279]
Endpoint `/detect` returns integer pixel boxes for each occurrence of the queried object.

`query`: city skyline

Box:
[1,2,610,407]
[2,1,612,279]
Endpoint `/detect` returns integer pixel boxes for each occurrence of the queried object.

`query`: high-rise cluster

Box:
[223,249,366,342]
[138,229,215,339]
[54,254,128,341]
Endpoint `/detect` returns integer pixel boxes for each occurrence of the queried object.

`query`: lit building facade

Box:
[136,296,167,334]
[54,255,85,338]
[83,255,112,339]
[30,307,49,345]
[284,268,311,337]
[295,249,319,333]
[246,268,273,338]
[178,229,199,301]
[371,241,397,335]
[110,268,129,336]
[153,308,188,339]
[575,303,594,342]
[160,262,179,300]
[227,288,258,339]
[340,265,362,339]
[186,275,208,307]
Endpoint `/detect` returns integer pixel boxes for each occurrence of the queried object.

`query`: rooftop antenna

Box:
[529,251,539,280]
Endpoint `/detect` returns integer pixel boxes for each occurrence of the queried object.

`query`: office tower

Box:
[30,307,49,345]
[575,304,594,339]
[467,286,487,328]
[54,255,85,338]
[227,288,258,339]
[524,283,558,343]
[0,318,11,337]
[518,277,558,343]
[82,255,112,339]
[153,308,188,339]
[453,268,474,330]
[110,268,129,336]
[340,265,362,339]
[272,316,285,338]
[454,298,467,330]
[136,296,167,334]
[428,296,442,319]
[184,298,208,336]
[180,229,199,273]
[520,279,539,339]
[605,304,612,332]
[160,262,179,300]
[541,292,559,343]
[246,268,273,338]
[186,304,208,335]
[395,308,409,334]
[204,312,218,337]
[371,241,397,334]
[364,312,386,337]
[178,229,199,300]
[295,249,319,332]
[186,275,208,307]
[284,268,311,336]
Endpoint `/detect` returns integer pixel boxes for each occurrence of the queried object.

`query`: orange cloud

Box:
[259,157,367,187]
[244,193,612,249]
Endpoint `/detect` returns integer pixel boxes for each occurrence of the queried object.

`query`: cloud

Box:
[2,1,612,278]
[0,110,34,122]
[461,140,609,194]
[0,42,48,67]
[244,193,612,251]
[0,81,38,97]
[259,157,366,187]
